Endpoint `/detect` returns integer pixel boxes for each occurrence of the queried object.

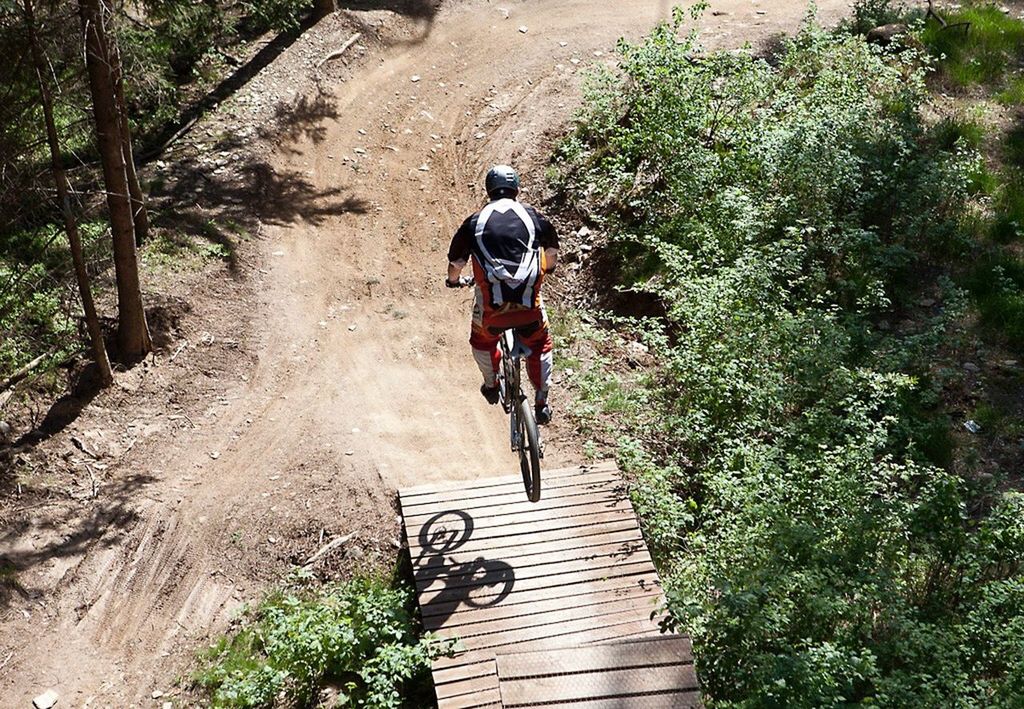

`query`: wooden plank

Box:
[407,502,636,559]
[434,671,500,699]
[401,475,623,518]
[499,663,699,706]
[420,567,660,621]
[433,614,671,671]
[429,584,661,633]
[417,558,656,609]
[407,505,636,553]
[432,659,499,689]
[406,496,635,545]
[415,536,647,582]
[440,595,664,644]
[421,571,661,631]
[410,518,642,561]
[401,471,623,513]
[415,546,652,591]
[443,609,665,653]
[494,636,691,678]
[401,460,618,497]
[407,493,630,532]
[414,527,645,573]
[514,691,703,708]
[436,687,503,708]
[403,487,628,526]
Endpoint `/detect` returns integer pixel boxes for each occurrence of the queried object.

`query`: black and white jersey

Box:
[448,199,559,308]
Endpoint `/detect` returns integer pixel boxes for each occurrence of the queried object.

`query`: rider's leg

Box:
[469,287,501,391]
[470,309,502,406]
[521,314,554,423]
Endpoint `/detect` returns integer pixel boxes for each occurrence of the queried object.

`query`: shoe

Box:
[480,383,500,405]
[535,402,552,425]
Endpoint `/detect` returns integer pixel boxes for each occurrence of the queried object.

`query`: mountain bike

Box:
[449,276,542,502]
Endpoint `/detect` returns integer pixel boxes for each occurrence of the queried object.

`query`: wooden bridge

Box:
[399,460,702,708]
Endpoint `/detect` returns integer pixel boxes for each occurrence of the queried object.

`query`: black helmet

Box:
[485,164,520,199]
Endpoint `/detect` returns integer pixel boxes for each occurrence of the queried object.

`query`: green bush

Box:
[840,0,915,36]
[967,254,1024,348]
[196,574,449,707]
[0,222,110,379]
[556,10,1024,705]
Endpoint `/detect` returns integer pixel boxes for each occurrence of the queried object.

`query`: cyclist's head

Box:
[485,164,520,200]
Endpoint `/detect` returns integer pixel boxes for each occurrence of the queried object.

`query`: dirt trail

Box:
[2,1,849,705]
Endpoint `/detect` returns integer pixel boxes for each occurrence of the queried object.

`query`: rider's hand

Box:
[445,275,474,288]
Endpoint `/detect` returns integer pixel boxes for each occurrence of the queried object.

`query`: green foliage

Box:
[966,254,1024,348]
[557,12,1024,705]
[0,221,109,379]
[196,574,450,707]
[996,76,1024,106]
[143,228,232,270]
[921,4,1024,87]
[841,0,914,36]
[242,0,311,34]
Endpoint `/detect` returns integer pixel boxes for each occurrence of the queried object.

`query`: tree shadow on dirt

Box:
[0,471,153,609]
[149,131,368,275]
[253,90,342,156]
[7,363,108,449]
[138,17,315,163]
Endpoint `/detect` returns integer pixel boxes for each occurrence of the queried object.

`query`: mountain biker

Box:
[445,165,559,425]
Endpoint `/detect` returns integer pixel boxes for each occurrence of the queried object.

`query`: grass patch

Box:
[921,4,1024,87]
[195,572,451,708]
[932,114,987,151]
[966,253,1024,348]
[144,227,231,269]
[996,75,1024,105]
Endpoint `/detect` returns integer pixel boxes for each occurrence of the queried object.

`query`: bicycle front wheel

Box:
[516,398,542,502]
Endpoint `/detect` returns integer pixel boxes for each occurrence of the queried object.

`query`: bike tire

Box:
[517,398,542,502]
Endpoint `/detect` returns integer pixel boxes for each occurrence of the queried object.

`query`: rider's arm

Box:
[446,217,474,286]
[544,248,558,273]
[448,259,467,283]
[535,211,560,274]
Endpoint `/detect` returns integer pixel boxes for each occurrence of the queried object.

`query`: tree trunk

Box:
[23,0,113,386]
[110,37,149,245]
[314,0,336,20]
[79,0,152,362]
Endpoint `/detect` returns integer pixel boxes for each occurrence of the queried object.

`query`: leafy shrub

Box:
[0,221,110,379]
[966,254,1024,348]
[196,574,450,707]
[556,10,1024,705]
[841,0,913,36]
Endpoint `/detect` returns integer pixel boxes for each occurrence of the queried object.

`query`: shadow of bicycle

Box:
[412,509,515,630]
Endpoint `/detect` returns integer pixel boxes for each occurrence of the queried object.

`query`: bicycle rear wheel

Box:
[516,398,542,502]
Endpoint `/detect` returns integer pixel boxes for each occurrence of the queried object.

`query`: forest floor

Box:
[0,1,849,705]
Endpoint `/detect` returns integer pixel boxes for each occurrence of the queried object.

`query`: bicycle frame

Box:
[498,329,525,446]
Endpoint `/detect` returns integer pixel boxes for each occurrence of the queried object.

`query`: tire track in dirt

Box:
[3,1,851,704]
